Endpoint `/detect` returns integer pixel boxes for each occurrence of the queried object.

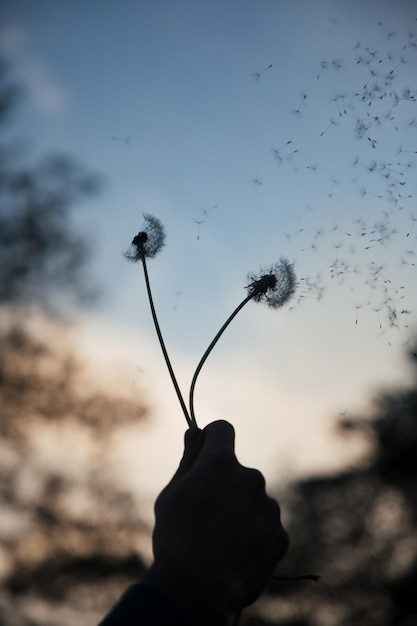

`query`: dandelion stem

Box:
[141,255,193,427]
[189,294,253,425]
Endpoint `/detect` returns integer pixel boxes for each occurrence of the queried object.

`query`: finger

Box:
[200,419,236,457]
[245,467,266,492]
[175,426,205,477]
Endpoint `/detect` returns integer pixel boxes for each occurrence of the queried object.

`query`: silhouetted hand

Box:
[143,420,289,625]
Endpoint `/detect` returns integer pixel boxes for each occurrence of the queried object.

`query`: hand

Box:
[143,420,289,625]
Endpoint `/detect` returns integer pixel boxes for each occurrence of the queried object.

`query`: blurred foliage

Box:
[244,346,417,626]
[0,58,101,312]
[0,58,148,625]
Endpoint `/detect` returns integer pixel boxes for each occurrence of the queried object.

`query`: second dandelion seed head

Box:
[246,258,296,308]
[125,213,166,261]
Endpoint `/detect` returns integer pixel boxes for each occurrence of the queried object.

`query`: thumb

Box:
[174,426,205,477]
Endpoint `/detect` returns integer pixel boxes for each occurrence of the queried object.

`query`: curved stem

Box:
[141,256,194,427]
[189,294,253,425]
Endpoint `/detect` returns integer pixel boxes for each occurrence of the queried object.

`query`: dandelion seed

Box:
[330,94,344,117]
[398,144,417,155]
[402,87,417,101]
[201,204,219,218]
[407,117,417,130]
[360,186,383,199]
[397,160,415,171]
[293,92,308,116]
[111,134,131,145]
[406,214,417,237]
[320,117,338,137]
[389,55,407,76]
[317,60,328,79]
[378,21,396,39]
[194,218,205,240]
[378,52,393,64]
[193,205,219,240]
[253,63,273,80]
[363,69,379,91]
[373,306,383,329]
[272,141,298,165]
[332,224,352,237]
[172,290,183,311]
[383,110,398,131]
[354,302,363,325]
[328,177,339,198]
[400,256,416,267]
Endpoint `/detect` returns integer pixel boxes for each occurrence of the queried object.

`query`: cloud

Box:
[21,57,68,113]
[0,23,68,114]
[72,313,367,523]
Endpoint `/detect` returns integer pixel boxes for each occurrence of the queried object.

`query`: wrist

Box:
[143,561,236,626]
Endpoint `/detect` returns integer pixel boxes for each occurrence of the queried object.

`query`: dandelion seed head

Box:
[124,213,166,261]
[246,258,296,309]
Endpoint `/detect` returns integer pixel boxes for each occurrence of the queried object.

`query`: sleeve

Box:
[97,582,199,626]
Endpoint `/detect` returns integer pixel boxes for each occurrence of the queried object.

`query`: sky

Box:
[1,0,417,518]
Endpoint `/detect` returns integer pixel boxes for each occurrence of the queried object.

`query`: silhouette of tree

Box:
[0,59,149,625]
[0,60,100,311]
[246,345,417,626]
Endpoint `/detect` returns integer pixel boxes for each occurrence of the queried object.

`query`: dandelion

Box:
[125,214,192,427]
[246,259,297,308]
[124,213,166,260]
[125,217,296,428]
[189,258,296,425]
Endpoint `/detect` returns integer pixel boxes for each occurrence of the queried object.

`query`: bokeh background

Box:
[0,1,416,624]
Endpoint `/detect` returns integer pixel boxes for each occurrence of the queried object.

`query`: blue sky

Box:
[1,0,417,499]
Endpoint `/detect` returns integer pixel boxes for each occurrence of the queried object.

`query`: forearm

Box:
[97,581,199,626]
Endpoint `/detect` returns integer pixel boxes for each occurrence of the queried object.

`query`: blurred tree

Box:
[245,346,417,626]
[0,59,99,311]
[0,58,148,625]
